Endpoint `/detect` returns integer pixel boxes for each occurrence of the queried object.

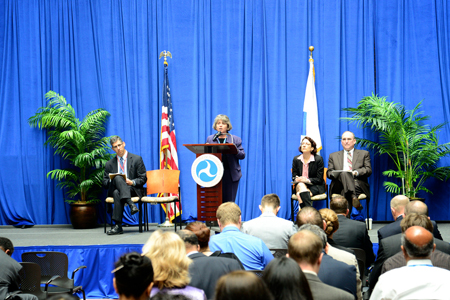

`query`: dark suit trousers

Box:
[111,176,136,223]
[332,172,364,210]
[222,170,239,203]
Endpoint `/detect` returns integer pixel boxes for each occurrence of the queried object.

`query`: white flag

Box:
[301,57,322,153]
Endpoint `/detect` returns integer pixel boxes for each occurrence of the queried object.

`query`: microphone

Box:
[213,131,221,140]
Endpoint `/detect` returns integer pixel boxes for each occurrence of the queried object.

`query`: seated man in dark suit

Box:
[0,237,38,300]
[178,230,243,299]
[287,230,353,300]
[103,135,147,235]
[377,195,409,242]
[368,213,450,292]
[331,196,375,266]
[327,131,371,212]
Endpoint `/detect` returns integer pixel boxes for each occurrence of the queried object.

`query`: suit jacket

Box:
[382,250,450,274]
[327,244,362,300]
[292,154,326,195]
[241,212,297,250]
[333,215,375,266]
[378,215,443,241]
[188,252,243,300]
[206,134,245,182]
[304,272,354,300]
[102,152,147,198]
[318,253,357,298]
[327,149,372,199]
[369,232,450,291]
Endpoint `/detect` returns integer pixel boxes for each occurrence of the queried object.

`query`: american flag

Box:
[160,63,181,221]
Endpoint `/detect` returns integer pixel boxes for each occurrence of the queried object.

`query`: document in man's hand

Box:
[109,173,127,181]
[331,170,351,177]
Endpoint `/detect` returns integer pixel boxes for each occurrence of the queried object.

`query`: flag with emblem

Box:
[301,54,322,153]
[160,62,181,220]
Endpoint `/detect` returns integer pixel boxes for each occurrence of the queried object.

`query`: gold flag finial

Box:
[159,50,172,66]
[309,46,314,59]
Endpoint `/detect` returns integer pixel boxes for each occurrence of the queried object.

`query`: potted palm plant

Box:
[342,94,450,199]
[28,91,113,228]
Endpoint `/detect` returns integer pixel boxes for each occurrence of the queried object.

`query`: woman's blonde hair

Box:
[212,114,233,131]
[319,208,339,236]
[142,230,192,289]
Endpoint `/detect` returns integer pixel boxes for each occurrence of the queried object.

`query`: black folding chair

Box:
[21,252,86,300]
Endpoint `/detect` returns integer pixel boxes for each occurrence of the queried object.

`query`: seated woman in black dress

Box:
[292,136,325,208]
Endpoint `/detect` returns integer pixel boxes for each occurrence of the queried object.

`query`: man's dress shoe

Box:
[130,204,139,215]
[107,225,123,235]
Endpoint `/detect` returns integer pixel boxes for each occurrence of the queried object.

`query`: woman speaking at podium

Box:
[206,114,245,202]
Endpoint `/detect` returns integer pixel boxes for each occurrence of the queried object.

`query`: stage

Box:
[2,222,450,298]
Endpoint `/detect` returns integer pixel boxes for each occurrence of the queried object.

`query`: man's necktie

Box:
[119,157,124,174]
[347,152,352,171]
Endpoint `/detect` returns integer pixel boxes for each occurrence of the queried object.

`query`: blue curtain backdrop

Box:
[1,0,449,226]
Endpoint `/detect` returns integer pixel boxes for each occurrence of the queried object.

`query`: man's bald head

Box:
[390,195,409,210]
[405,200,428,216]
[401,226,435,260]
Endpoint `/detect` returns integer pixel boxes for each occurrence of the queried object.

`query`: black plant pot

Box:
[69,203,98,229]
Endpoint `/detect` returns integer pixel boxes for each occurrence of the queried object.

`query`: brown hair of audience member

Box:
[185,221,211,252]
[288,230,323,265]
[330,195,348,214]
[214,270,274,300]
[296,206,324,229]
[298,136,318,155]
[400,213,434,233]
[142,230,191,290]
[401,226,435,259]
[216,202,241,226]
[319,208,339,237]
[260,193,281,210]
[405,200,428,216]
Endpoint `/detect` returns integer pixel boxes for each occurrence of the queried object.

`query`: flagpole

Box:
[309,46,314,58]
[158,50,175,228]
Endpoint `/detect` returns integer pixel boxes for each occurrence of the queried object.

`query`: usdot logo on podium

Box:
[191,154,224,187]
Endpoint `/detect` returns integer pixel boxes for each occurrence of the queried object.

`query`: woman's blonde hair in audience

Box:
[319,208,339,236]
[142,230,192,289]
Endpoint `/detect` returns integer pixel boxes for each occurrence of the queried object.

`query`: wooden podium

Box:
[184,143,238,223]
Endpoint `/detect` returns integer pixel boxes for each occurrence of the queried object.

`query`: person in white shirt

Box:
[370,226,450,300]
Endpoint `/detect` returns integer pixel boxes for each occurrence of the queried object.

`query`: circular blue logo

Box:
[196,160,218,182]
[191,154,224,187]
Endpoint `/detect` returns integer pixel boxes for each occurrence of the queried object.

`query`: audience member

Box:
[287,230,353,300]
[241,193,297,249]
[405,200,443,240]
[209,202,273,270]
[185,222,213,256]
[319,208,363,299]
[47,295,79,300]
[377,195,409,241]
[0,237,38,300]
[299,224,357,299]
[370,226,450,299]
[262,256,313,300]
[214,271,273,300]
[297,207,360,299]
[330,196,375,266]
[142,231,206,300]
[177,230,242,299]
[112,252,154,300]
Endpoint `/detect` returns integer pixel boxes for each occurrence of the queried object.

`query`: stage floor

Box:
[2,221,450,246]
